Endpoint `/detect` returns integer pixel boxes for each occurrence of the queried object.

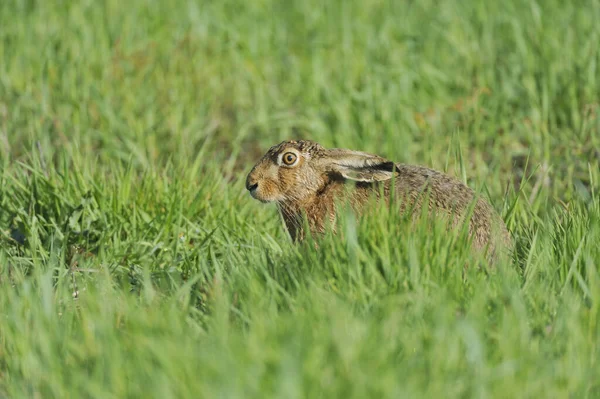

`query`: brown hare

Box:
[246,139,512,260]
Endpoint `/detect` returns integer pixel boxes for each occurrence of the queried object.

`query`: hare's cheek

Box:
[277,169,298,191]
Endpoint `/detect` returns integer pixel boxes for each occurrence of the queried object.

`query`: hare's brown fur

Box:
[246,140,512,259]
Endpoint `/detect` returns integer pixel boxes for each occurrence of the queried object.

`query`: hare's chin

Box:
[250,190,277,203]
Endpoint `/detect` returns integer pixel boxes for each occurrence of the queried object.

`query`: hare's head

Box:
[245,140,397,204]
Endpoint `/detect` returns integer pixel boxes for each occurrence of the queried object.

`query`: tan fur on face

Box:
[246,139,513,261]
[246,140,327,205]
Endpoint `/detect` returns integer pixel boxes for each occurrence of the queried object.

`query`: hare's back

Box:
[392,164,510,246]
[393,164,480,211]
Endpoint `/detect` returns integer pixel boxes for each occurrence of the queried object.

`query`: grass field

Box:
[1,0,600,397]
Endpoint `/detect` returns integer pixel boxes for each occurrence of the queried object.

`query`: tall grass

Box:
[1,0,599,397]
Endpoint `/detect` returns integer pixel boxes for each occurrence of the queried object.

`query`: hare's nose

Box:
[246,178,259,192]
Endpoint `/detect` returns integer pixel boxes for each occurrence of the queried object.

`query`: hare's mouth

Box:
[249,188,276,203]
[247,178,285,203]
[251,193,271,203]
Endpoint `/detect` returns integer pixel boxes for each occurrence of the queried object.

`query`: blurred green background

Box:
[0,0,599,397]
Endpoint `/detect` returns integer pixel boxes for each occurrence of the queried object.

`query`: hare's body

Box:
[246,140,512,259]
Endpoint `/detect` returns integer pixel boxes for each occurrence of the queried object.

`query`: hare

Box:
[246,140,512,259]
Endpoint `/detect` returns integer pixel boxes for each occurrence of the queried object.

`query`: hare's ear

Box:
[322,149,397,182]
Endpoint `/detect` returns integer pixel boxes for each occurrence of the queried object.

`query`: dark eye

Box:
[282,152,298,166]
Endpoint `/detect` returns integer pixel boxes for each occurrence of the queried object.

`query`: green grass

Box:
[1,0,600,397]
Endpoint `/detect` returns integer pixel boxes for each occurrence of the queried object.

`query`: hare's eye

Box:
[282,152,298,166]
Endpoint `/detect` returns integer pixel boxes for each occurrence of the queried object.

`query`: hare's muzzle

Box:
[247,182,258,193]
[246,174,259,195]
